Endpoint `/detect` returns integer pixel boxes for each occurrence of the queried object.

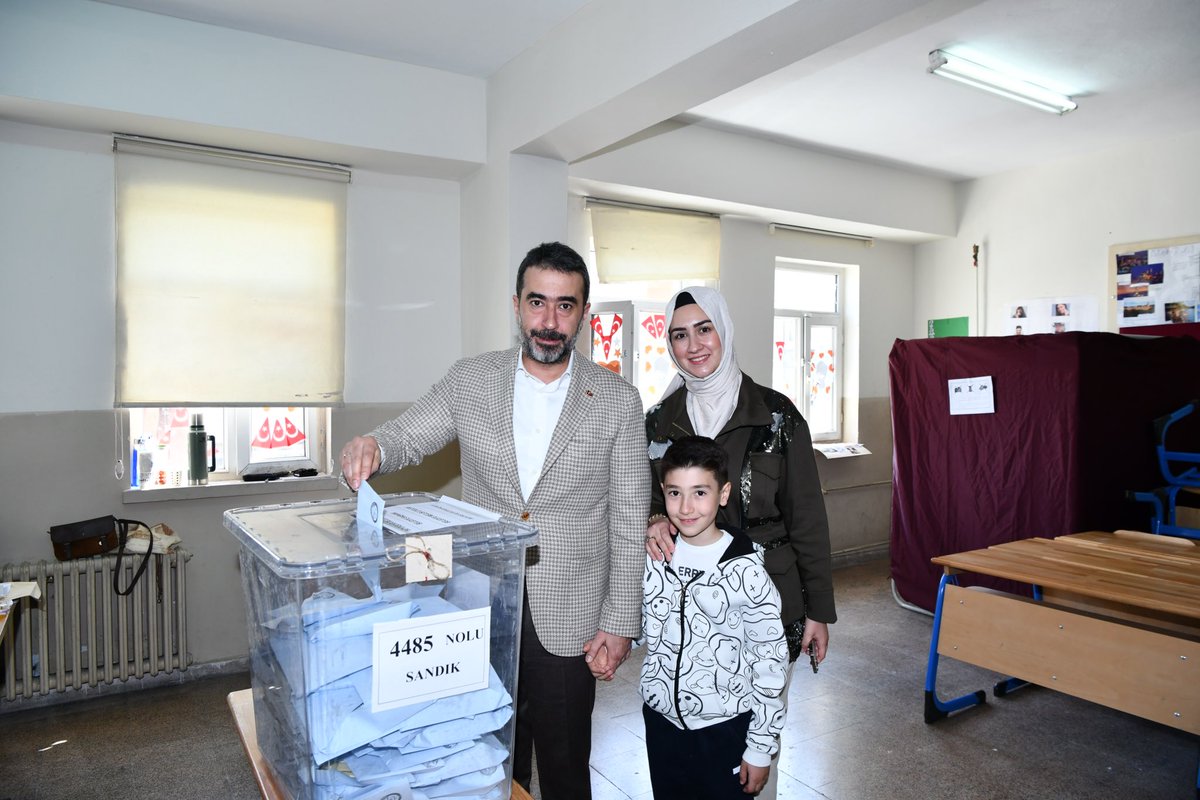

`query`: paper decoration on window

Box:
[252,407,307,449]
[591,314,623,359]
[641,313,666,339]
[809,348,835,396]
[637,310,675,408]
[589,313,623,375]
[772,318,801,406]
[155,407,192,446]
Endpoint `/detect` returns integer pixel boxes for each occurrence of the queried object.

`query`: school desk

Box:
[923,530,1200,794]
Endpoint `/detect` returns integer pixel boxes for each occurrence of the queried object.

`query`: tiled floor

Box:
[572,558,1197,800]
[1,558,1195,799]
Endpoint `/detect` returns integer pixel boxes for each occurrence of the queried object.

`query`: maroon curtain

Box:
[888,332,1200,612]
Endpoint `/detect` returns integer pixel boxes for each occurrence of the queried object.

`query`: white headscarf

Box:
[664,286,743,439]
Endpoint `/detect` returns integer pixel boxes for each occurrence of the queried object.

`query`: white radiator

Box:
[1,549,191,704]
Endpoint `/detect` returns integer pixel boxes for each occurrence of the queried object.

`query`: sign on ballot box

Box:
[373,607,491,712]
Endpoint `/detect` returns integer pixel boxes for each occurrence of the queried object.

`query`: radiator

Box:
[1,549,191,703]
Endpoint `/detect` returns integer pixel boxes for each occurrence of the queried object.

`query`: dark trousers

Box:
[512,599,596,800]
[643,704,754,800]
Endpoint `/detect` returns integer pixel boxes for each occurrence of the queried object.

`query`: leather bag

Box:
[47,515,154,596]
[48,515,120,561]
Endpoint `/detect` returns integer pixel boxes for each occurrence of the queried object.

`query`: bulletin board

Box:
[1109,234,1200,338]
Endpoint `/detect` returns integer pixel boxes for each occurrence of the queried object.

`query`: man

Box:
[341,242,648,800]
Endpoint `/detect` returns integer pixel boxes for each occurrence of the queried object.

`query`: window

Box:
[129,407,329,487]
[772,263,843,441]
[587,200,719,283]
[583,207,719,410]
[114,135,347,489]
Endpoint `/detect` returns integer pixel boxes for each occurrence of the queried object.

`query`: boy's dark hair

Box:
[660,435,729,487]
[516,241,590,305]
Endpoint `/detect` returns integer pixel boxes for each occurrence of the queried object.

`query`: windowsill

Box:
[122,475,341,504]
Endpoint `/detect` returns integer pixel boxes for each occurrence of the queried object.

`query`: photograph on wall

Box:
[1164,301,1196,324]
[1002,295,1098,335]
[1112,237,1200,329]
[1116,250,1148,274]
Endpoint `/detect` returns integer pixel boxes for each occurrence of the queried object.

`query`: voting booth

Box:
[889,332,1200,613]
[225,493,538,800]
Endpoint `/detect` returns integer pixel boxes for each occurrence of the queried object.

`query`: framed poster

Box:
[1109,234,1200,334]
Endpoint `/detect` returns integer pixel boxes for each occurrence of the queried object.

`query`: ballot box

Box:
[225,493,538,800]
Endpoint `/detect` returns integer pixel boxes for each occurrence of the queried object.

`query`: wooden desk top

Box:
[931,531,1200,620]
[227,689,533,800]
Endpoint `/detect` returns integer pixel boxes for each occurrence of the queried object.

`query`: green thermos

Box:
[188,413,216,485]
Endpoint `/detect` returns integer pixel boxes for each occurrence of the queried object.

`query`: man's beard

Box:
[520,319,583,365]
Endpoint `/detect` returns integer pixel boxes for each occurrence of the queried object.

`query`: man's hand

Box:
[583,631,631,681]
[582,641,610,678]
[644,517,676,561]
[739,762,770,794]
[340,435,381,491]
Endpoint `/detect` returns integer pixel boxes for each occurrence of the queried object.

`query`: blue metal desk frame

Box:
[922,534,1200,797]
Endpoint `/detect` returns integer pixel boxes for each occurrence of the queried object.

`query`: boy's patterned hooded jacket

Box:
[639,525,788,761]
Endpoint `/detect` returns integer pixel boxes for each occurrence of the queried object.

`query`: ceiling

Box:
[96,0,1200,182]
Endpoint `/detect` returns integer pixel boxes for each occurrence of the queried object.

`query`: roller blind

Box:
[114,136,348,406]
[589,202,720,283]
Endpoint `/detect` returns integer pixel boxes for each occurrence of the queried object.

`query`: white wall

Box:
[914,130,1200,337]
[572,123,956,239]
[345,170,461,402]
[0,0,485,174]
[0,125,115,412]
[0,120,461,413]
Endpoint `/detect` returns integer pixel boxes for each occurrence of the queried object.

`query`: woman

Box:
[644,286,836,685]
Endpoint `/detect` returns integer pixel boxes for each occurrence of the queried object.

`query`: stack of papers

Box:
[259,577,511,800]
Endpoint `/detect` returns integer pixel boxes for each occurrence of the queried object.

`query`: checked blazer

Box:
[369,346,650,657]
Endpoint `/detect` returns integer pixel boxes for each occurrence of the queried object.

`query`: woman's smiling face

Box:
[669,303,723,379]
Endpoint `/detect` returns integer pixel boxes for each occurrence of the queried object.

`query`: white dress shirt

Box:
[512,352,574,501]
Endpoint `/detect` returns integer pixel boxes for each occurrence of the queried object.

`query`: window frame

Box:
[127,406,331,490]
[225,407,331,479]
[114,136,345,496]
[773,262,845,442]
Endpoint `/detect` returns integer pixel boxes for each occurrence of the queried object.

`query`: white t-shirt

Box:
[669,530,731,584]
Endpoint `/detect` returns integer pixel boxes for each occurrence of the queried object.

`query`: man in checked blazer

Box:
[341,241,649,800]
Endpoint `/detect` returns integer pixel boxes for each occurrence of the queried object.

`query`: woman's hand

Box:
[644,517,676,561]
[801,619,830,665]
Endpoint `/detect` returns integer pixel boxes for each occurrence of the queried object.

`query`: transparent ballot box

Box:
[224,493,538,800]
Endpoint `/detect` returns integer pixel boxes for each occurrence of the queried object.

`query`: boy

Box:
[640,435,788,798]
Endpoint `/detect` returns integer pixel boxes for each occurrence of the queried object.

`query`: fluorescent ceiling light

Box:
[928,49,1077,115]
